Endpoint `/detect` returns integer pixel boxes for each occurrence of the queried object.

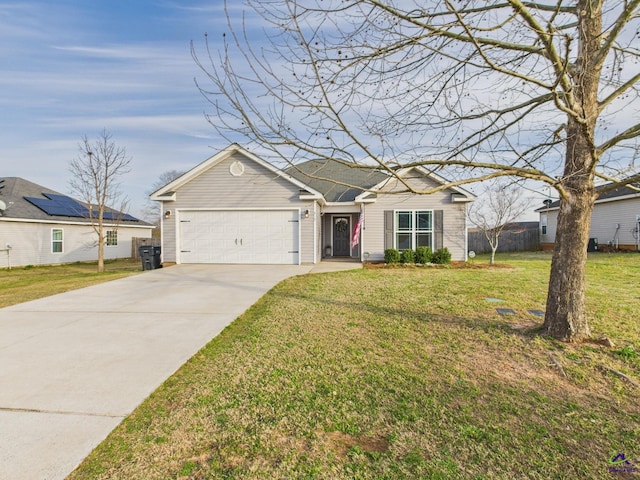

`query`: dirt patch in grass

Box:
[322,431,390,458]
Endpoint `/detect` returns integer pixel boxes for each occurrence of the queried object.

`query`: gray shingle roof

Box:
[285,160,389,202]
[537,181,640,210]
[0,177,146,224]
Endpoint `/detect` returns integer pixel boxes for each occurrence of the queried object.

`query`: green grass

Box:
[0,258,143,308]
[57,252,639,478]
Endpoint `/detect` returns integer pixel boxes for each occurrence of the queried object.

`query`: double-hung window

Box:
[52,228,63,253]
[395,210,433,250]
[106,230,118,246]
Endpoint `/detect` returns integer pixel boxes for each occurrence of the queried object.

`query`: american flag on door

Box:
[351,211,363,248]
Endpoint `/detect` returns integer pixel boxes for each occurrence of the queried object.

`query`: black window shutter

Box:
[384,210,393,250]
[434,210,444,249]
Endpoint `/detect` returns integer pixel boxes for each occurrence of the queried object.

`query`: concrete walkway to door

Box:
[0,262,360,480]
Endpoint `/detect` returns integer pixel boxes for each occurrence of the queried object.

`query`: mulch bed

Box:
[363,261,513,270]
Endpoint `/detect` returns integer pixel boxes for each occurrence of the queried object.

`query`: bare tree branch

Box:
[468,181,533,264]
[69,129,131,273]
[193,0,640,341]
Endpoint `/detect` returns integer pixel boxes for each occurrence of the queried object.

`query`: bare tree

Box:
[468,183,532,265]
[193,0,640,342]
[69,130,132,273]
[142,170,186,225]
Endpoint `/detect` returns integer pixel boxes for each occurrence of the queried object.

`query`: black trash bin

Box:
[587,237,598,252]
[139,245,161,270]
[152,246,162,269]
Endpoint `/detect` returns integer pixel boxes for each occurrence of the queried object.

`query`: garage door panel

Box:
[179,210,299,264]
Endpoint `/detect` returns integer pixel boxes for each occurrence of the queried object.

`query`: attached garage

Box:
[152,145,475,265]
[177,209,300,264]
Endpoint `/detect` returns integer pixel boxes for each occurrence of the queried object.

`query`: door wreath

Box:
[335,218,348,233]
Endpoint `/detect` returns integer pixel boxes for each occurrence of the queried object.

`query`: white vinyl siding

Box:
[540,196,640,249]
[540,209,558,245]
[363,174,468,262]
[160,152,316,264]
[588,197,640,248]
[0,220,152,268]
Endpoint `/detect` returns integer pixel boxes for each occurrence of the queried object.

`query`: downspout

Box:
[464,203,469,262]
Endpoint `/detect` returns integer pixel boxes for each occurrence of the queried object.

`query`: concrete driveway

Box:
[0,263,359,480]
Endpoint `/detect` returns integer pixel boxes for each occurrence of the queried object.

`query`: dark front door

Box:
[333,216,351,256]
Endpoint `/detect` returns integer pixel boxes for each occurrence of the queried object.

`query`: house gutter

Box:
[0,217,152,229]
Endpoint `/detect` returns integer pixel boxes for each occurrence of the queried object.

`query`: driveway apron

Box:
[0,264,319,480]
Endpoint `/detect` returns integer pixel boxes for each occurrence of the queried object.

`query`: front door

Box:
[333,216,351,256]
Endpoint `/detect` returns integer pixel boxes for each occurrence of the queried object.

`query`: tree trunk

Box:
[543,181,594,342]
[97,221,105,273]
[543,0,601,342]
[543,88,596,343]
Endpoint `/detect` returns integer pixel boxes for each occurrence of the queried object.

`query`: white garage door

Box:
[178,210,299,264]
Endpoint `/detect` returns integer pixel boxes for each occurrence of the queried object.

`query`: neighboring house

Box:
[0,177,153,268]
[150,144,475,265]
[537,182,640,251]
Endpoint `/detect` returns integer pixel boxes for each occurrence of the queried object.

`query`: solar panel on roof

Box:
[44,194,80,207]
[24,194,138,221]
[43,194,90,216]
[24,197,73,216]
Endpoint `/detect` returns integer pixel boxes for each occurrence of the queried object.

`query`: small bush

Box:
[400,249,415,264]
[384,248,400,264]
[415,246,433,264]
[432,247,452,264]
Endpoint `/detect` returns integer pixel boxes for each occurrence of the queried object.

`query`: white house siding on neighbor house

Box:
[160,152,317,264]
[540,196,640,250]
[0,219,152,268]
[539,210,559,249]
[363,174,469,262]
[588,197,640,249]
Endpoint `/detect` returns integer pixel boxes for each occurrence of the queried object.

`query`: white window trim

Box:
[52,228,64,254]
[105,230,118,247]
[394,210,434,250]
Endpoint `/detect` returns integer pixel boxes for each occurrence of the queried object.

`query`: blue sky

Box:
[0,0,557,222]
[1,1,238,218]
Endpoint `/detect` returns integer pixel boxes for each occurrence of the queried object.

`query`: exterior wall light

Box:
[164,210,171,219]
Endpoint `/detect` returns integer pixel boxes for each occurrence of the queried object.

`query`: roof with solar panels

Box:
[0,177,148,225]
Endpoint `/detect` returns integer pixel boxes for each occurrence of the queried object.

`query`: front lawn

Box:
[70,252,640,479]
[0,258,142,308]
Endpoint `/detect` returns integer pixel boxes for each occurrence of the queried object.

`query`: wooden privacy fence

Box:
[131,237,161,259]
[467,226,540,254]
